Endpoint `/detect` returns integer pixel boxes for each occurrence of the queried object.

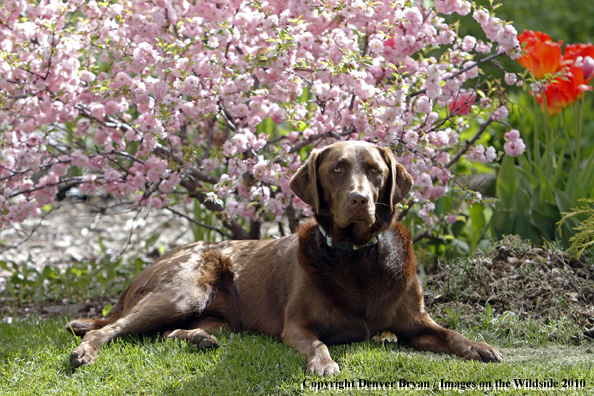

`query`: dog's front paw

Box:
[70,343,98,368]
[307,358,340,377]
[464,341,503,363]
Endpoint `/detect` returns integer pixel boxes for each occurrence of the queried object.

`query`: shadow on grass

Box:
[164,331,425,396]
[3,316,593,395]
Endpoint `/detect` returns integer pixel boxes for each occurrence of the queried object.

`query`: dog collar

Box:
[318,226,380,251]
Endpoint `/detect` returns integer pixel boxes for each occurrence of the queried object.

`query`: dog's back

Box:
[67,234,301,338]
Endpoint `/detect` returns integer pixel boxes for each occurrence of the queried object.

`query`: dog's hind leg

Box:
[163,316,227,349]
[69,289,200,368]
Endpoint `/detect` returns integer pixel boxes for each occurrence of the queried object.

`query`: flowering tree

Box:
[1,0,523,242]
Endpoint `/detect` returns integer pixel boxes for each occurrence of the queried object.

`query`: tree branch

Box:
[408,51,506,99]
[446,115,494,169]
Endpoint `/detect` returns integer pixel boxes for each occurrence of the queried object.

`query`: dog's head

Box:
[290,141,413,244]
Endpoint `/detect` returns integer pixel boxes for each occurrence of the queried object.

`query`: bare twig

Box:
[165,206,232,239]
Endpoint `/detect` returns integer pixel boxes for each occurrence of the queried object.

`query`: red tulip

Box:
[537,65,593,115]
[561,43,594,84]
[517,30,563,79]
[448,91,476,115]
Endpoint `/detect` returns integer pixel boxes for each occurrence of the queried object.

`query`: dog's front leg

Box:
[282,323,340,376]
[407,315,503,362]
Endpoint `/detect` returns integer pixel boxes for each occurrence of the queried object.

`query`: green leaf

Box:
[102,303,113,317]
[514,166,539,187]
[530,207,556,241]
[469,204,486,252]
[553,187,572,213]
[496,155,518,208]
[565,167,586,207]
[531,161,553,203]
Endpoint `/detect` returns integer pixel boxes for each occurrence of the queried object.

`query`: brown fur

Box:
[66,141,502,375]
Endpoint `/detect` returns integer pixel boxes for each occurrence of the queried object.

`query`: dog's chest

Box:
[315,266,397,344]
[300,225,411,344]
[311,250,406,342]
[324,260,398,312]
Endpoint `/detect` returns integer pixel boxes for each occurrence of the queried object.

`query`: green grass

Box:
[1,317,593,395]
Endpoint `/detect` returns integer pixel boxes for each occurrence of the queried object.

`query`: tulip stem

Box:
[562,109,576,170]
[575,97,584,166]
[533,96,540,167]
[542,92,552,177]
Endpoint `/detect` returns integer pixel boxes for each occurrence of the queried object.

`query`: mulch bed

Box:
[425,236,594,332]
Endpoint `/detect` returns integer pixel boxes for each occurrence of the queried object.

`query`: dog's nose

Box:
[349,191,369,207]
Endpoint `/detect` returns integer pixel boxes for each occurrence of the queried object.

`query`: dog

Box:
[66,141,502,375]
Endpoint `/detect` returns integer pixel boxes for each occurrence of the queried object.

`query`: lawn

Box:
[2,237,594,395]
[1,314,593,395]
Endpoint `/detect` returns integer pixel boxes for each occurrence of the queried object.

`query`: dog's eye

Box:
[371,168,380,174]
[333,168,342,173]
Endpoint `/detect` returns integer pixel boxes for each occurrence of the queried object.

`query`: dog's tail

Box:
[65,317,120,336]
[65,285,134,336]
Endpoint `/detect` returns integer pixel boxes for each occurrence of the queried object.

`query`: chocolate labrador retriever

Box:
[66,141,502,375]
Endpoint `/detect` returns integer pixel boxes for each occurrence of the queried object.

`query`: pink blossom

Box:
[51,162,69,176]
[146,156,166,183]
[504,73,518,85]
[417,173,432,189]
[133,42,159,67]
[21,119,36,133]
[159,173,180,193]
[232,133,250,153]
[403,130,418,145]
[485,146,497,162]
[435,0,463,15]
[473,10,489,25]
[476,41,492,54]
[104,169,121,182]
[368,38,384,54]
[0,0,524,235]
[27,134,41,146]
[80,71,96,83]
[89,103,106,120]
[271,108,286,124]
[466,144,487,163]
[232,103,250,118]
[150,196,165,209]
[504,129,520,141]
[113,72,132,88]
[492,105,509,121]
[71,150,89,168]
[298,32,315,47]
[88,156,107,171]
[461,36,476,52]
[416,96,432,114]
[103,101,118,115]
[504,139,526,157]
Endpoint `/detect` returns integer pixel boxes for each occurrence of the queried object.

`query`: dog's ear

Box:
[381,147,413,212]
[290,148,322,214]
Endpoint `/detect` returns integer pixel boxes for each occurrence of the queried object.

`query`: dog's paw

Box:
[70,343,97,368]
[307,358,340,377]
[191,333,219,349]
[464,342,503,363]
